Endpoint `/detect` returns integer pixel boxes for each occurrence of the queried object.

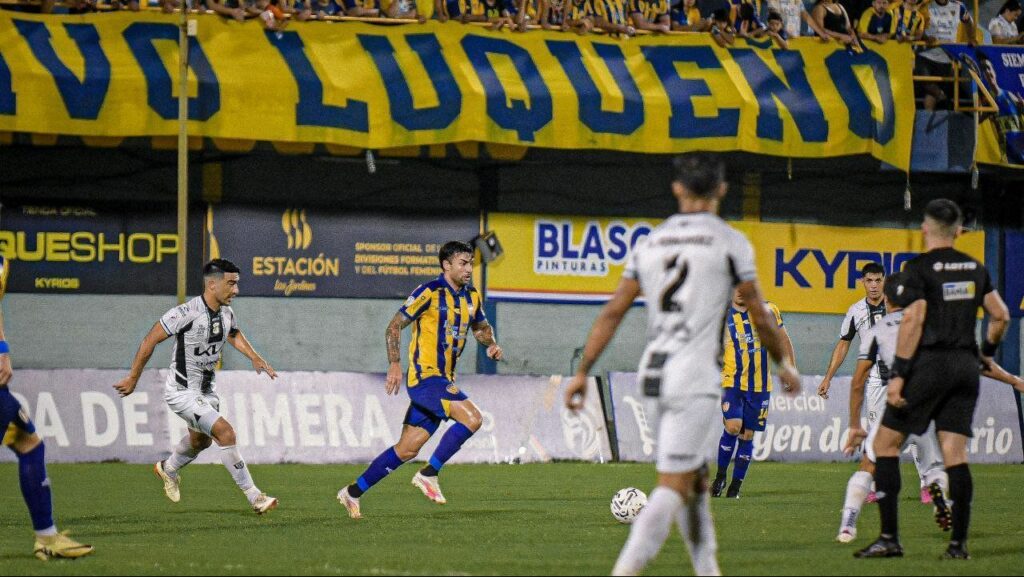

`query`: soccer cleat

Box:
[412,472,447,505]
[921,486,933,504]
[710,474,727,498]
[836,528,857,544]
[941,541,970,560]
[865,491,879,504]
[251,493,278,515]
[34,532,94,561]
[928,483,952,532]
[337,487,362,520]
[854,537,904,559]
[725,479,742,499]
[154,460,181,503]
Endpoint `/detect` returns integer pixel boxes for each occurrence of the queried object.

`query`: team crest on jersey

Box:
[722,402,730,412]
[447,384,460,395]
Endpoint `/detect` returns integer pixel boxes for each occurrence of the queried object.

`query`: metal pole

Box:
[177,2,189,305]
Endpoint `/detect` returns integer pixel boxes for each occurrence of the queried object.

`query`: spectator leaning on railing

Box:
[766,9,790,47]
[893,0,925,43]
[858,0,894,43]
[736,1,767,38]
[916,0,975,110]
[768,0,830,40]
[813,0,856,46]
[630,0,672,33]
[989,0,1023,44]
[670,0,707,31]
[344,0,381,17]
[710,7,737,45]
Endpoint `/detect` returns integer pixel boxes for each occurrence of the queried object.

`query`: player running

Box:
[0,257,94,561]
[565,154,800,577]
[113,259,279,515]
[712,288,796,499]
[857,199,1011,560]
[338,241,503,519]
[819,262,939,504]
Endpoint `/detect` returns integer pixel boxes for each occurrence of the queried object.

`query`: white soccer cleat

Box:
[337,487,362,520]
[412,472,447,505]
[836,528,857,544]
[154,460,181,503]
[251,493,278,515]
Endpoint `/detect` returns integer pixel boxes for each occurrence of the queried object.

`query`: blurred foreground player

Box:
[0,258,94,560]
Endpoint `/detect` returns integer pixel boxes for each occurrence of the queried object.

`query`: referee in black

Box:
[855,199,1011,560]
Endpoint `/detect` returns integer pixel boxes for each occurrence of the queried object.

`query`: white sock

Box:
[924,468,949,496]
[841,471,873,531]
[909,441,927,488]
[612,487,682,577]
[165,435,202,475]
[218,445,259,502]
[675,493,721,577]
[35,526,58,538]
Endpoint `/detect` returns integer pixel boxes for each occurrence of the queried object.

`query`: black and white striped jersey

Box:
[159,296,238,393]
[840,297,887,386]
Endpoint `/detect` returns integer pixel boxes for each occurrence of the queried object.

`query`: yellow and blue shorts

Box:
[404,377,468,435]
[721,387,771,433]
[1,388,34,447]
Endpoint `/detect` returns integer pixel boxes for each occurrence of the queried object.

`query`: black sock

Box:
[420,465,439,478]
[875,456,901,541]
[947,464,973,544]
[347,483,364,498]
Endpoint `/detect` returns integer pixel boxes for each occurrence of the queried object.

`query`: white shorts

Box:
[165,388,222,437]
[864,384,887,463]
[648,394,720,475]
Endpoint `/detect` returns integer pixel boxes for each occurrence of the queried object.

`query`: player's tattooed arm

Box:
[114,322,171,397]
[472,321,503,361]
[385,313,412,395]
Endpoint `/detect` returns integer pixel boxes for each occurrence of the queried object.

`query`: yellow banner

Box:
[487,213,985,314]
[0,11,914,168]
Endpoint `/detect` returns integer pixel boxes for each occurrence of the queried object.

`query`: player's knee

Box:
[394,443,419,461]
[724,422,742,436]
[740,430,754,441]
[463,411,483,433]
[10,431,41,455]
[193,436,214,451]
[213,425,237,447]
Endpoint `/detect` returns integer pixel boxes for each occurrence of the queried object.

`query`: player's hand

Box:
[564,374,588,411]
[844,425,867,456]
[0,354,12,386]
[780,361,801,396]
[817,379,831,400]
[887,376,907,409]
[385,362,403,396]
[113,376,138,398]
[253,356,277,380]
[486,344,503,362]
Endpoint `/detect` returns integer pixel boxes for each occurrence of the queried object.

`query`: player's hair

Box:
[999,0,1021,15]
[203,259,240,279]
[672,153,726,198]
[861,262,885,277]
[883,271,911,308]
[924,199,963,238]
[439,241,474,267]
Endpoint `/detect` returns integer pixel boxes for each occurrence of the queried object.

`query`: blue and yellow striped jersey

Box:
[722,302,784,393]
[399,275,487,387]
[0,256,8,300]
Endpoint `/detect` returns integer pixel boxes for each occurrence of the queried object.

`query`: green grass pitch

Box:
[1,462,1021,575]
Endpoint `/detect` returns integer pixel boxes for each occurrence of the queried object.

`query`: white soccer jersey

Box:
[925,0,968,43]
[857,310,902,382]
[625,212,758,400]
[840,298,886,386]
[160,296,237,394]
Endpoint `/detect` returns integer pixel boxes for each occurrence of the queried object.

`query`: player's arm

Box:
[844,358,874,454]
[740,280,801,394]
[818,339,851,399]
[565,277,641,410]
[980,357,1024,392]
[779,325,797,369]
[980,290,1011,362]
[114,323,171,397]
[227,329,277,379]
[471,320,503,362]
[385,312,413,396]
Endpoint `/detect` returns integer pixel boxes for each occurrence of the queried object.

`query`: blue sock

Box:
[717,431,738,472]
[17,443,55,533]
[732,439,754,482]
[350,447,405,498]
[424,423,475,476]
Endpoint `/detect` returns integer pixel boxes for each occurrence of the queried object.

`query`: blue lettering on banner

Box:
[546,40,644,136]
[641,45,740,139]
[825,50,895,145]
[0,52,13,115]
[122,23,220,121]
[811,250,844,289]
[461,35,553,142]
[776,248,812,288]
[534,220,651,276]
[358,34,462,132]
[12,20,109,120]
[776,249,921,289]
[729,48,828,143]
[266,30,368,132]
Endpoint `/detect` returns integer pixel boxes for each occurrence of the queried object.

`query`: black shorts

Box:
[881,349,979,437]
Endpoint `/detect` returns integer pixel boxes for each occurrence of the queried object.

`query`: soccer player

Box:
[817,262,938,505]
[338,241,503,520]
[712,288,795,499]
[0,257,94,561]
[113,259,279,515]
[856,199,1011,560]
[565,154,801,577]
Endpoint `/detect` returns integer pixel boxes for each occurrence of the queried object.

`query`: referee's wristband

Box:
[980,340,999,357]
[0,340,9,355]
[890,356,912,379]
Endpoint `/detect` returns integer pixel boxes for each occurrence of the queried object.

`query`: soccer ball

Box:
[610,488,647,524]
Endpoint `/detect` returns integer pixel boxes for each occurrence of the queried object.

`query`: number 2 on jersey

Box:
[661,256,688,313]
